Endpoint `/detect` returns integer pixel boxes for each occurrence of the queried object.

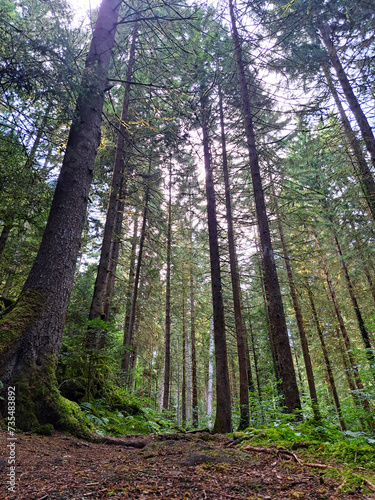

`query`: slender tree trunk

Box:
[103,175,125,322]
[319,23,375,170]
[229,0,301,416]
[89,22,138,328]
[0,0,121,433]
[307,284,346,431]
[352,228,375,307]
[121,162,151,378]
[322,63,375,219]
[0,222,13,261]
[162,162,172,410]
[219,87,249,430]
[272,184,320,419]
[313,231,373,418]
[189,225,198,426]
[331,232,375,379]
[123,213,139,342]
[257,250,284,404]
[207,316,214,426]
[200,93,232,433]
[247,306,264,423]
[182,282,187,427]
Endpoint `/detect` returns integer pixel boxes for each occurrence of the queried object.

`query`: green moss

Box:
[0,289,45,356]
[37,423,54,436]
[11,355,94,438]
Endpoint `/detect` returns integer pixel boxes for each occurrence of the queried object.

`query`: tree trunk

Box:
[89,22,138,330]
[219,87,249,430]
[272,184,320,420]
[307,284,346,431]
[0,222,13,261]
[313,231,373,418]
[200,93,232,433]
[190,223,198,427]
[257,246,284,405]
[182,283,187,427]
[331,232,375,380]
[229,0,301,416]
[322,63,375,219]
[0,0,121,434]
[123,212,139,343]
[247,306,264,423]
[207,316,214,426]
[319,23,375,170]
[121,162,151,378]
[162,162,172,410]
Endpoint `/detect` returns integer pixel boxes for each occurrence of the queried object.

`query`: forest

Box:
[1,0,375,496]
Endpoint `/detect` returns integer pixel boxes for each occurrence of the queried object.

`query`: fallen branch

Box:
[243,445,334,470]
[90,434,148,448]
[243,445,275,454]
[363,478,375,492]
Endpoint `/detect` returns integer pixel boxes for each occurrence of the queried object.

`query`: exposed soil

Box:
[1,429,374,499]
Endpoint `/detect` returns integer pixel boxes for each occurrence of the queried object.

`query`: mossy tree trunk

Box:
[0,0,121,434]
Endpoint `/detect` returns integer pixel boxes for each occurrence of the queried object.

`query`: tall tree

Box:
[229,0,301,416]
[218,87,249,430]
[201,92,232,433]
[0,0,122,433]
[88,21,138,332]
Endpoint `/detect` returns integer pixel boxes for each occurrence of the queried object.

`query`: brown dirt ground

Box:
[1,429,375,499]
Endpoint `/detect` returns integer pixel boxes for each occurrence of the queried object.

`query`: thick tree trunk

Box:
[122,163,151,378]
[219,88,249,430]
[319,23,375,170]
[0,0,121,434]
[272,184,320,420]
[307,284,345,431]
[200,94,232,434]
[89,22,138,329]
[229,0,301,416]
[322,64,375,219]
[162,163,172,410]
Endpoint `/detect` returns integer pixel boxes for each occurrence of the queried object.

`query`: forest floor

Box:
[1,429,375,500]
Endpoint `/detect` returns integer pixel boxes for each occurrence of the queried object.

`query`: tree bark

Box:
[200,93,232,433]
[307,284,345,431]
[319,23,375,170]
[219,87,249,429]
[272,184,320,420]
[229,0,301,416]
[182,282,187,427]
[0,0,121,434]
[121,162,151,379]
[0,222,13,261]
[322,63,375,219]
[331,232,375,380]
[162,161,172,410]
[89,21,138,329]
[313,231,373,418]
[190,222,198,427]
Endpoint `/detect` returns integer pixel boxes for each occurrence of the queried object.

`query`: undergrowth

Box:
[235,420,375,494]
[79,395,181,436]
